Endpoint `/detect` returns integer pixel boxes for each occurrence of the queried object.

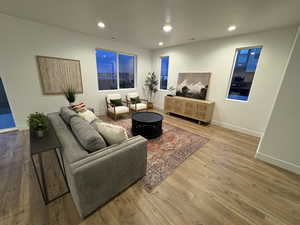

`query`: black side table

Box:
[30,121,69,205]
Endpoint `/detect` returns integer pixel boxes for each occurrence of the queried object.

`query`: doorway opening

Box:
[0,78,16,130]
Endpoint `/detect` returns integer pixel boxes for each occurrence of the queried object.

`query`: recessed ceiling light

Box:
[228,25,236,32]
[163,24,173,32]
[97,22,106,28]
[158,42,164,46]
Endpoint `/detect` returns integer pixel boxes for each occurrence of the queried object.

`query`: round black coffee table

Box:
[132,112,163,139]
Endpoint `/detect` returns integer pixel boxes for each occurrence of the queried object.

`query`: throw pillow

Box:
[110,99,123,106]
[60,106,77,124]
[71,102,86,112]
[130,96,141,104]
[92,121,128,145]
[78,109,98,123]
[70,116,107,152]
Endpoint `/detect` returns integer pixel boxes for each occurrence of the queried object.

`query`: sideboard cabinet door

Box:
[164,96,215,124]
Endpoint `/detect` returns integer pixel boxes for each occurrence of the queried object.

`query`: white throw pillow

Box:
[78,110,98,123]
[93,121,128,145]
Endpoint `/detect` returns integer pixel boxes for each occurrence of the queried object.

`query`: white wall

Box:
[0,13,152,129]
[151,27,297,136]
[0,12,297,138]
[256,27,300,175]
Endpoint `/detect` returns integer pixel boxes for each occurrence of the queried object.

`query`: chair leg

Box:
[114,114,117,120]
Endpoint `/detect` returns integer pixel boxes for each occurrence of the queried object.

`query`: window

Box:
[96,49,117,90]
[119,53,135,88]
[227,47,262,101]
[160,56,169,90]
[96,49,136,90]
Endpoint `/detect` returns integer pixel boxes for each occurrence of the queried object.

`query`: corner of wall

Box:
[255,25,300,175]
[255,152,300,175]
[212,120,263,137]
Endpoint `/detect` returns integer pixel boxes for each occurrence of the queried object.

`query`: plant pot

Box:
[147,102,154,109]
[34,129,48,139]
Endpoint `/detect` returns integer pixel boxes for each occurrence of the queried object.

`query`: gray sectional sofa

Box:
[48,108,147,218]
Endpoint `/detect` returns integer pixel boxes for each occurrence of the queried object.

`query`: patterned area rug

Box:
[105,117,209,192]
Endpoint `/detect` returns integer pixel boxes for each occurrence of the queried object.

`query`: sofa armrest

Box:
[69,135,147,218]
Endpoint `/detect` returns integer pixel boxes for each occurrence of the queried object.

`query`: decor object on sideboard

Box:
[164,96,214,124]
[63,86,76,105]
[144,72,158,109]
[27,112,49,138]
[176,73,211,100]
[167,86,176,97]
[37,56,83,95]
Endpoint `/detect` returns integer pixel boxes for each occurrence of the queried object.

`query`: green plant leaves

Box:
[27,112,49,131]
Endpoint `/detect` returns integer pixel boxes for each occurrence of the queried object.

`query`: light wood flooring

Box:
[1,113,300,225]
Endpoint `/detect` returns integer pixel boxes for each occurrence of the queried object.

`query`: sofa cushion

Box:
[78,109,98,123]
[48,112,89,163]
[92,121,128,145]
[108,106,129,114]
[106,93,122,104]
[70,116,107,152]
[130,96,141,104]
[130,103,147,111]
[110,98,123,106]
[60,106,77,124]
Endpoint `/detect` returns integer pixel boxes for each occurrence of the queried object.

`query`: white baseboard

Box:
[255,152,300,175]
[212,120,262,137]
[156,106,262,137]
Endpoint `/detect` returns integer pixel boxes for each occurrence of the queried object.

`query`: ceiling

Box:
[0,0,300,49]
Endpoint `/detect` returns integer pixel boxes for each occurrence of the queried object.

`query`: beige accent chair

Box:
[126,92,148,112]
[106,94,130,120]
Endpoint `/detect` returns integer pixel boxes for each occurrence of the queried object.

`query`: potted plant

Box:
[28,112,49,138]
[63,86,76,106]
[144,72,158,109]
[167,86,176,97]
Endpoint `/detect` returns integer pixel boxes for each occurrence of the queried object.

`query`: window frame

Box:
[95,48,137,91]
[159,56,170,91]
[225,46,263,102]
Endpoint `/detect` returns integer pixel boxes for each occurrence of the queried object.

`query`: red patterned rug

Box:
[104,117,209,192]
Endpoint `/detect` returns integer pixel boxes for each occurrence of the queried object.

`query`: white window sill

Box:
[0,128,18,134]
[98,88,137,93]
[225,98,249,103]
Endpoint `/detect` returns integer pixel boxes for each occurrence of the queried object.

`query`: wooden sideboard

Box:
[164,96,215,123]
